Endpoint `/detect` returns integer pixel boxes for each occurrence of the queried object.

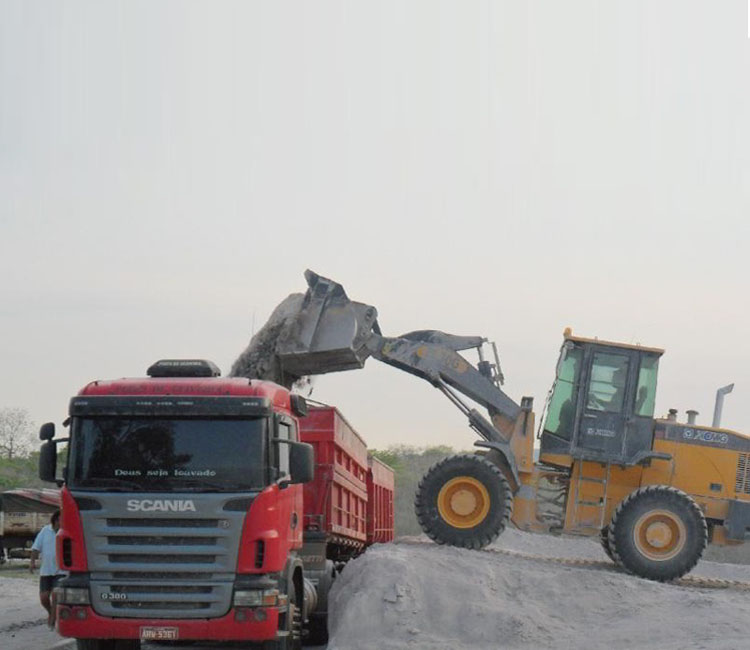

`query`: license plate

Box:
[140,626,179,641]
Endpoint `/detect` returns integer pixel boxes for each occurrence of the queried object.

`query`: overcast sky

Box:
[1,0,748,450]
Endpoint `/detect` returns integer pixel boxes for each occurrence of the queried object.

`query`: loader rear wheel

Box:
[415,454,512,550]
[609,486,707,581]
[599,526,615,562]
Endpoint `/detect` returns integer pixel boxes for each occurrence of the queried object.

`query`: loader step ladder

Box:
[571,462,611,532]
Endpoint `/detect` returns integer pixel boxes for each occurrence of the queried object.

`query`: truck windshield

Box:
[69,418,267,492]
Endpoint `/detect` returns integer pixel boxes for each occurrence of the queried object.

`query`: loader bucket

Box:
[276,270,380,377]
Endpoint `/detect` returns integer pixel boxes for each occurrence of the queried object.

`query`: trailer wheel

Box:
[609,486,707,581]
[415,454,512,550]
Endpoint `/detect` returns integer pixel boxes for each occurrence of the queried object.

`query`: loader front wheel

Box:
[609,486,707,581]
[415,454,512,550]
[599,526,615,562]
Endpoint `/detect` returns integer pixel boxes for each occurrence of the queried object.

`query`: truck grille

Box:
[78,494,250,620]
[107,518,220,528]
[736,454,750,494]
[108,536,218,546]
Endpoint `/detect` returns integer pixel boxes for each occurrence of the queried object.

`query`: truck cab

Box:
[40,360,314,650]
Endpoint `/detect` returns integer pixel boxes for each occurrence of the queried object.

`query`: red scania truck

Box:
[38,359,394,650]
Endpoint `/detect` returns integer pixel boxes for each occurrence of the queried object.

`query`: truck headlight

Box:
[56,587,90,605]
[234,588,278,607]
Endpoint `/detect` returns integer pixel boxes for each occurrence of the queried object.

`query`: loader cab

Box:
[539,330,663,467]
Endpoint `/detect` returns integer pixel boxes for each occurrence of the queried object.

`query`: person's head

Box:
[50,510,60,532]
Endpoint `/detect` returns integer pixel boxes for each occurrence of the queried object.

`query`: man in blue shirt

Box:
[30,509,64,628]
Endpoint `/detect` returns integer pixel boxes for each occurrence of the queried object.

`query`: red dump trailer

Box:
[299,405,395,640]
[367,456,395,544]
[38,360,394,650]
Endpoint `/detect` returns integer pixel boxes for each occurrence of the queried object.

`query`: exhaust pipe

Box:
[686,410,699,425]
[712,383,734,428]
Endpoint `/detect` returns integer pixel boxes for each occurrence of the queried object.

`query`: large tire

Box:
[609,486,707,581]
[415,454,512,550]
[305,614,328,645]
[263,575,302,650]
[304,561,333,645]
[599,526,615,562]
[289,583,302,650]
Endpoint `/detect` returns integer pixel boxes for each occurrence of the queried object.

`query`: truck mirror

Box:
[39,422,55,441]
[290,394,308,418]
[39,440,58,483]
[289,442,314,484]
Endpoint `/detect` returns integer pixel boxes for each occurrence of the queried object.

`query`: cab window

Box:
[277,422,291,478]
[543,345,583,440]
[635,355,659,417]
[586,353,629,413]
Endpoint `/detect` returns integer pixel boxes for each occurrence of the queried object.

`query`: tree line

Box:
[370,445,459,536]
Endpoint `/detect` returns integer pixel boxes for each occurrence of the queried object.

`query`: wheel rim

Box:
[632,509,687,561]
[437,476,491,529]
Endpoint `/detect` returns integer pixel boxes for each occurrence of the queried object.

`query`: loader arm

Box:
[276,270,522,484]
[365,332,521,436]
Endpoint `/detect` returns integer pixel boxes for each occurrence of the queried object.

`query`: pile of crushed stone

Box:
[327,529,750,650]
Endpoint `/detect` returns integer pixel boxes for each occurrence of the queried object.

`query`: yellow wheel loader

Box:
[273,271,746,581]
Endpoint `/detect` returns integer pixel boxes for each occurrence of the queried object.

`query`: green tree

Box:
[0,407,35,460]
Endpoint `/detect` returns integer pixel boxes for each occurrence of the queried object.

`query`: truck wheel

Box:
[415,454,512,550]
[306,614,328,645]
[263,578,302,650]
[608,486,707,581]
[289,585,302,650]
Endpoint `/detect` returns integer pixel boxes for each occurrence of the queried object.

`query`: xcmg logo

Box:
[126,499,197,512]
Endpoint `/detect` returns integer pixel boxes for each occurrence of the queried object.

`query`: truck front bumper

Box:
[57,605,280,641]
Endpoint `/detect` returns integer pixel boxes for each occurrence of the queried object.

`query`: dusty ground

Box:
[0,559,325,650]
[5,531,750,650]
[327,529,750,650]
[0,561,64,650]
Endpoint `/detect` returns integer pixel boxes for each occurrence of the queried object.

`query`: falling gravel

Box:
[327,529,750,650]
[229,294,305,388]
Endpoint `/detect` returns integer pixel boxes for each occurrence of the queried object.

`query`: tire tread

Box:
[608,485,707,581]
[414,454,512,550]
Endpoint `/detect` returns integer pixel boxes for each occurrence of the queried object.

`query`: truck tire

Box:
[263,575,302,650]
[608,486,707,581]
[414,454,512,550]
[306,614,329,645]
[304,560,333,645]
